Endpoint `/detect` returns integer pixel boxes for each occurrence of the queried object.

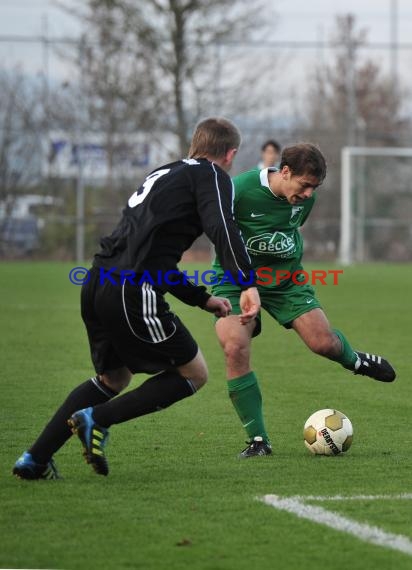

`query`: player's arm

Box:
[164,270,231,317]
[194,164,256,288]
[163,271,211,307]
[194,164,260,322]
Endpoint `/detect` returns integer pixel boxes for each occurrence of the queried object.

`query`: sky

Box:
[0,0,410,105]
[0,0,410,41]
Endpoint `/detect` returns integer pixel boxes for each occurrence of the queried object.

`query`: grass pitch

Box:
[1,261,411,570]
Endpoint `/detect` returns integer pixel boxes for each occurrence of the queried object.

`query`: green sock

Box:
[330,329,358,370]
[227,371,270,443]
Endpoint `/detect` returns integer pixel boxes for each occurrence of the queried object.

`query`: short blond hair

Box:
[188,117,241,159]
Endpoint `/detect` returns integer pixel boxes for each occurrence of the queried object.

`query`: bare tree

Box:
[0,69,45,212]
[297,14,411,261]
[56,1,160,191]
[306,15,407,148]
[301,13,409,217]
[78,0,276,157]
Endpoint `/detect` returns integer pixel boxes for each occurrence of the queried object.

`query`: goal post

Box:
[339,146,412,265]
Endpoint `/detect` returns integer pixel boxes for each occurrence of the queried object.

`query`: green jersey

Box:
[213,167,316,278]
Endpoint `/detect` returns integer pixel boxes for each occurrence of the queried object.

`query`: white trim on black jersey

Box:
[211,162,251,280]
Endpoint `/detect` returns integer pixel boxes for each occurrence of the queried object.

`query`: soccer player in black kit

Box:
[13,117,261,479]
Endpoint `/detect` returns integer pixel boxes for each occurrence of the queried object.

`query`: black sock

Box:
[92,371,196,428]
[29,376,118,463]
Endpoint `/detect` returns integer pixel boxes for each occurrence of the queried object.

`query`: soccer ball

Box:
[304,409,353,456]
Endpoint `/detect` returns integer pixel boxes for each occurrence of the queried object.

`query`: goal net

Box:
[339,147,412,264]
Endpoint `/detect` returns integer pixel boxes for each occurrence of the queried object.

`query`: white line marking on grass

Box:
[260,494,412,557]
[290,493,412,502]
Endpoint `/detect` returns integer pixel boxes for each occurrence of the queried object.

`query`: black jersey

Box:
[93,158,255,307]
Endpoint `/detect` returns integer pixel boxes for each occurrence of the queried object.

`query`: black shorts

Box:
[81,268,198,374]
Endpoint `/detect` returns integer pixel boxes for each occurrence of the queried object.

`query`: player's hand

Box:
[204,295,232,317]
[239,287,260,325]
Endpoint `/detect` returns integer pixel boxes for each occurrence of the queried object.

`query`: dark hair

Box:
[188,117,241,159]
[261,139,281,153]
[279,143,327,183]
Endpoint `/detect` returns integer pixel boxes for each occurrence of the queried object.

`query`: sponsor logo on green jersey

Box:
[246,231,296,257]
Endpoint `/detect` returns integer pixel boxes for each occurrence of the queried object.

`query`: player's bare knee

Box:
[177,351,208,390]
[223,340,250,369]
[309,334,337,357]
[189,371,208,390]
[188,359,208,389]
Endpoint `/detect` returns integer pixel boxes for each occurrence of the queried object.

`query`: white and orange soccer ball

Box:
[304,409,353,456]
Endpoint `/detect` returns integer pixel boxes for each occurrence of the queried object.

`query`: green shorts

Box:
[212,268,322,337]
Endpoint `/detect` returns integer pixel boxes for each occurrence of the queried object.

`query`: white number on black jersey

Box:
[128,169,171,208]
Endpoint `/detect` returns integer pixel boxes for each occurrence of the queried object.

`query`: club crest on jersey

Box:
[289,206,304,225]
[246,232,296,257]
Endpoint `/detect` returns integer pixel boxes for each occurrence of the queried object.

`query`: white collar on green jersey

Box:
[259,167,285,200]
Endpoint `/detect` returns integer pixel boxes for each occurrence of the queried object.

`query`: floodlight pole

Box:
[75,40,86,263]
[340,147,352,266]
[390,0,399,99]
[75,151,85,263]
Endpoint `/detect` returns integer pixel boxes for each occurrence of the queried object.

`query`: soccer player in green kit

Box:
[212,143,396,458]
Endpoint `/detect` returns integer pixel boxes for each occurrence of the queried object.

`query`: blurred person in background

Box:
[258,139,281,169]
